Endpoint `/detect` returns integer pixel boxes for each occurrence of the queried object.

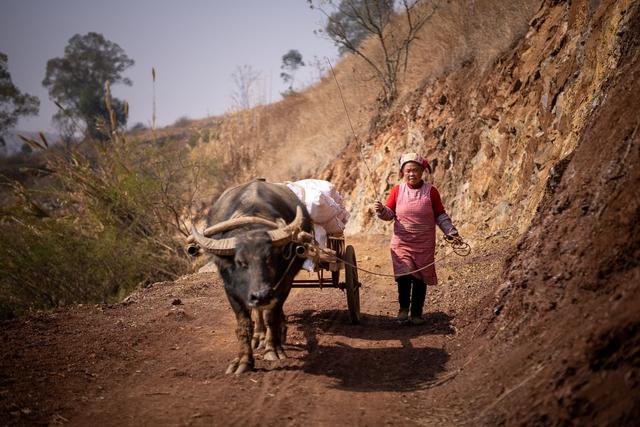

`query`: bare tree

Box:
[307,55,329,83]
[309,0,438,105]
[230,65,262,110]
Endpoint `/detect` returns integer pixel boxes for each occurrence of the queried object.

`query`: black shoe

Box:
[409,316,425,325]
[397,308,409,321]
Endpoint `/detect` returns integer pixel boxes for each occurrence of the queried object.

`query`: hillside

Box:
[327,0,637,238]
[183,0,541,193]
[1,0,638,425]
[321,0,640,422]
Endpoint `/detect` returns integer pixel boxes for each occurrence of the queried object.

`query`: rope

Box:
[273,253,298,290]
[336,247,448,278]
[296,235,471,279]
[326,57,380,201]
[444,236,472,256]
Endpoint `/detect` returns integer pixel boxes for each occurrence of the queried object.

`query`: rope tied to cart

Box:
[293,234,471,279]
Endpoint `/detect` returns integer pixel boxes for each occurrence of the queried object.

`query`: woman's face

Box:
[402,162,425,186]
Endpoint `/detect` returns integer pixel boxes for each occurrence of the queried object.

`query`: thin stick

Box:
[152,67,157,143]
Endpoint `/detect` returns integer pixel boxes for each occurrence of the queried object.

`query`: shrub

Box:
[130,122,147,131]
[0,218,149,319]
[0,100,205,318]
[173,116,192,127]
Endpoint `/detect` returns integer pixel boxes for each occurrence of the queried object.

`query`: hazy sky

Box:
[0,0,338,132]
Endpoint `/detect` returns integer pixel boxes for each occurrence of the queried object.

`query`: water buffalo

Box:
[191,179,313,374]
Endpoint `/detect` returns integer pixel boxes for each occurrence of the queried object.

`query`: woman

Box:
[374,152,461,325]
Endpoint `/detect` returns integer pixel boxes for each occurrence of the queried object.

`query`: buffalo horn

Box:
[190,224,237,256]
[189,207,304,254]
[186,216,280,244]
[267,206,305,246]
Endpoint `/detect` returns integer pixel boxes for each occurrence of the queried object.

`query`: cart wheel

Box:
[344,245,360,324]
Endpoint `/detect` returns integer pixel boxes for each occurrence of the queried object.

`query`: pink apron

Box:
[390,182,438,285]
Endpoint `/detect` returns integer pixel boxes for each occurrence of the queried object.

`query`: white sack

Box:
[286,179,350,237]
[322,216,346,235]
[313,224,327,248]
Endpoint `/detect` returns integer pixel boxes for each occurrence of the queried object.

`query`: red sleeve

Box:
[430,186,446,217]
[385,185,399,212]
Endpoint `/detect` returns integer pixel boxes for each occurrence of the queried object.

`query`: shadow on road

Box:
[287,309,453,392]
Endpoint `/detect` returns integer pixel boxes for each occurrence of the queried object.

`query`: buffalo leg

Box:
[251,308,266,349]
[263,305,288,361]
[225,307,254,374]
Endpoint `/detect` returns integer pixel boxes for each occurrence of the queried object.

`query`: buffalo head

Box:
[191,206,306,307]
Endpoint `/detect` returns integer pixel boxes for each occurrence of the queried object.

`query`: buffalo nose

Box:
[249,288,273,305]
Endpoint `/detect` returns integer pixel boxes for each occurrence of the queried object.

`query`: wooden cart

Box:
[291,233,361,324]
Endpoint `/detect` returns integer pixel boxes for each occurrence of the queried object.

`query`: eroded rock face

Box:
[330,0,636,245]
[318,3,638,422]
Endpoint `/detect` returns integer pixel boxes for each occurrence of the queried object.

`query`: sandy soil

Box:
[0,234,511,426]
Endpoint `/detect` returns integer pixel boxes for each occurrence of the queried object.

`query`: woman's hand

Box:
[373,201,384,214]
[445,233,464,244]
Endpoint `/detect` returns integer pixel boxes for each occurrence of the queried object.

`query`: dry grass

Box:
[402,0,540,93]
[0,96,208,319]
[185,0,538,186]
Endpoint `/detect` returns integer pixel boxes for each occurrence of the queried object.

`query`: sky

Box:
[0,0,338,133]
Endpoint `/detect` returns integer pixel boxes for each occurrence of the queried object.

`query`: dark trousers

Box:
[397,275,427,317]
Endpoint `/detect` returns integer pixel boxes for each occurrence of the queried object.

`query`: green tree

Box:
[309,0,437,105]
[280,49,305,94]
[42,32,134,139]
[0,52,40,146]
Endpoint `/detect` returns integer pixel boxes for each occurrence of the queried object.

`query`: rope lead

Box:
[293,234,471,279]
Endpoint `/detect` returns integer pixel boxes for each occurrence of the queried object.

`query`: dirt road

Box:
[1,234,510,426]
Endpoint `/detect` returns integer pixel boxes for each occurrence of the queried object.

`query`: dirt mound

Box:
[403,6,639,424]
[482,20,640,423]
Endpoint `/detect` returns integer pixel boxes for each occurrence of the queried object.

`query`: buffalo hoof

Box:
[263,347,287,361]
[252,336,266,350]
[225,357,253,375]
